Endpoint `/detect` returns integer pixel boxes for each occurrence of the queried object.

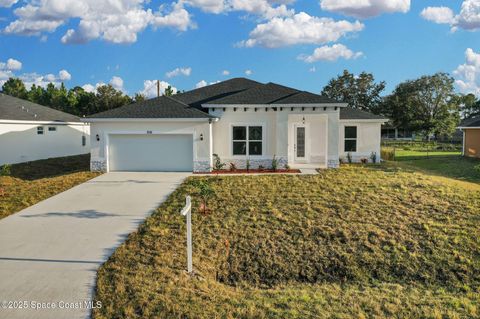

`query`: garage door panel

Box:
[108,134,193,172]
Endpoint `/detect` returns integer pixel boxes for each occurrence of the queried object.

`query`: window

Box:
[48,127,57,132]
[344,126,357,152]
[37,127,44,135]
[232,125,263,156]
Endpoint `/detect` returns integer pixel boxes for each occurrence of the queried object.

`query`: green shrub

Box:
[381,148,395,161]
[0,164,11,176]
[370,151,377,163]
[271,155,278,171]
[474,164,480,175]
[212,154,226,171]
[347,152,352,164]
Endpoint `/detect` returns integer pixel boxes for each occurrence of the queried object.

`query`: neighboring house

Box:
[381,123,416,140]
[459,117,480,158]
[86,78,388,173]
[0,93,90,165]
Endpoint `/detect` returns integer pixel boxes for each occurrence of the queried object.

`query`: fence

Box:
[381,141,462,162]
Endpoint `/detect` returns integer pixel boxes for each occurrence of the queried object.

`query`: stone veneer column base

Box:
[327,159,340,169]
[193,160,211,173]
[90,159,107,172]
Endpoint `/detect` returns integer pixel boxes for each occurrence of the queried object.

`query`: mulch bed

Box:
[194,169,301,174]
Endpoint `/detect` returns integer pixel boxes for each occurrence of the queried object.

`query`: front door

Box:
[294,124,307,163]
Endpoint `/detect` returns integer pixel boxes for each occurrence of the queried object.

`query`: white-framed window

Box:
[37,126,44,135]
[48,126,57,132]
[232,125,263,156]
[344,126,357,152]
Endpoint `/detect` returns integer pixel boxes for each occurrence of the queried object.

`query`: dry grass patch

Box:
[0,154,99,219]
[94,165,480,319]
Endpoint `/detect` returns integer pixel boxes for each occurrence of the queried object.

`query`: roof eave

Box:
[84,117,217,123]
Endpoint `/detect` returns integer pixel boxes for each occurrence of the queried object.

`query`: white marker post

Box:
[180,196,193,274]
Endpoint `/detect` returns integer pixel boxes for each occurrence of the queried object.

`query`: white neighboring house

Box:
[0,93,90,165]
[85,78,388,173]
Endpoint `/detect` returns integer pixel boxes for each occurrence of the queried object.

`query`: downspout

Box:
[462,129,465,157]
[209,119,213,171]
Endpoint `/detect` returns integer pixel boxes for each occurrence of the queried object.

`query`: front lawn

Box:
[94,165,480,318]
[0,154,99,219]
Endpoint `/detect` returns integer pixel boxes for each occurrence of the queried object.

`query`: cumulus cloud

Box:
[298,44,363,63]
[0,0,18,7]
[59,69,71,81]
[420,7,455,25]
[4,0,195,44]
[109,76,124,91]
[239,12,364,48]
[195,80,208,88]
[0,58,22,71]
[139,80,178,98]
[222,70,230,76]
[82,83,96,93]
[182,0,294,18]
[453,48,480,96]
[320,0,410,19]
[245,69,253,75]
[166,67,192,78]
[421,1,480,32]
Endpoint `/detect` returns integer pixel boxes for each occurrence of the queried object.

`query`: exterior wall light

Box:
[302,116,306,124]
[200,133,204,141]
[96,134,100,141]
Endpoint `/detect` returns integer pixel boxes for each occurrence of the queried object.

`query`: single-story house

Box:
[459,117,480,158]
[0,93,90,165]
[85,78,388,172]
[381,123,416,140]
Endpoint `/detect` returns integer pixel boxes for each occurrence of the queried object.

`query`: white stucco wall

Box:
[210,107,340,168]
[339,121,383,162]
[0,121,90,165]
[89,120,211,172]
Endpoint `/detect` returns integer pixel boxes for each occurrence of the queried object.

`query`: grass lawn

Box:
[94,165,480,319]
[394,149,462,161]
[0,154,99,219]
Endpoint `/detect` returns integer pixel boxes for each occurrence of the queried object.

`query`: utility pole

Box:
[157,80,160,98]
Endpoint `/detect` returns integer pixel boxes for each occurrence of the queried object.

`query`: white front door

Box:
[294,124,308,163]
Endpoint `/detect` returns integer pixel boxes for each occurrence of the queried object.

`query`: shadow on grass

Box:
[9,154,91,180]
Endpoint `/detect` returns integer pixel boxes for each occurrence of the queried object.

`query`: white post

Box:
[180,196,193,273]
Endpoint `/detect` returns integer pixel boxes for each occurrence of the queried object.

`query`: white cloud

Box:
[298,44,363,63]
[245,69,253,75]
[195,80,208,88]
[0,0,18,7]
[166,67,192,78]
[320,0,410,19]
[420,7,455,25]
[109,76,124,91]
[3,58,22,71]
[182,0,294,18]
[82,83,96,93]
[453,48,480,96]
[421,1,480,32]
[239,12,364,48]
[140,80,178,98]
[309,66,316,72]
[4,0,195,44]
[222,70,230,76]
[59,69,71,81]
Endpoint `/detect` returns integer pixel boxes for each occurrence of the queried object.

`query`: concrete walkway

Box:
[0,172,189,319]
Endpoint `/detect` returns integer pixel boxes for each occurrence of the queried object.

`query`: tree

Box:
[382,73,460,139]
[134,93,146,103]
[164,85,175,97]
[2,78,28,99]
[321,70,386,113]
[458,93,480,119]
[95,85,132,113]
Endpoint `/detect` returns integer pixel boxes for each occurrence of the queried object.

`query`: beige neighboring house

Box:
[0,93,90,165]
[85,78,388,173]
[459,117,480,158]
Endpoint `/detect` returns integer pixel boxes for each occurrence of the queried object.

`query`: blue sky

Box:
[0,0,479,97]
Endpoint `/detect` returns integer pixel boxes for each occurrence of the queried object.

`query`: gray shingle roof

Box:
[88,95,215,119]
[340,107,388,120]
[459,117,480,128]
[272,91,341,104]
[174,78,261,108]
[0,93,80,122]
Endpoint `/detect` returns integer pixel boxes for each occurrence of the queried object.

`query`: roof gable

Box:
[459,117,480,128]
[272,91,340,104]
[0,93,80,122]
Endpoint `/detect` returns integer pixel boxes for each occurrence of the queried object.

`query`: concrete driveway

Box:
[0,172,189,319]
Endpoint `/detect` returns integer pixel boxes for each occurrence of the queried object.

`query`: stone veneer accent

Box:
[223,157,288,170]
[327,159,340,169]
[194,160,211,173]
[91,159,107,172]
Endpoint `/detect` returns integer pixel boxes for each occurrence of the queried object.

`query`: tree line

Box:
[1,78,174,117]
[2,72,479,138]
[322,70,479,139]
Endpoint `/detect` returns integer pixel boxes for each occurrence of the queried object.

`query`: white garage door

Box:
[108,134,193,172]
